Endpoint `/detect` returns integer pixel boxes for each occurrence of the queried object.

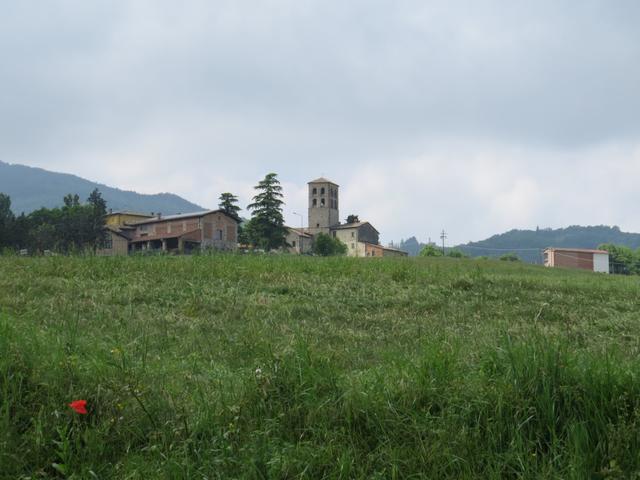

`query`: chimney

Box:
[157,212,162,219]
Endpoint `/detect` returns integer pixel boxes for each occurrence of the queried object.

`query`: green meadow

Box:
[2,254,640,478]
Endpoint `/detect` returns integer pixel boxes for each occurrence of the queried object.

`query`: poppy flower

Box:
[68,399,88,415]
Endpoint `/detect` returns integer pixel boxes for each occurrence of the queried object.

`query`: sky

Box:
[1,1,639,245]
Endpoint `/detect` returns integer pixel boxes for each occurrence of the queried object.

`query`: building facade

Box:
[286,227,313,254]
[130,211,238,252]
[332,222,380,256]
[105,211,153,227]
[96,227,131,256]
[99,210,239,255]
[297,176,407,257]
[307,177,340,236]
[544,248,609,273]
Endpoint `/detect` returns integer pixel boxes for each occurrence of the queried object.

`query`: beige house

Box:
[332,222,380,257]
[97,226,132,256]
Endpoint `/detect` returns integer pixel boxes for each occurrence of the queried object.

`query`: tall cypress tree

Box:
[218,192,241,219]
[246,173,288,251]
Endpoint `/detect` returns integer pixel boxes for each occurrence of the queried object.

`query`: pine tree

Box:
[218,192,241,219]
[246,173,288,251]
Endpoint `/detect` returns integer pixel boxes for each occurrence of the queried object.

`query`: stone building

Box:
[307,177,340,236]
[285,227,313,254]
[298,177,407,257]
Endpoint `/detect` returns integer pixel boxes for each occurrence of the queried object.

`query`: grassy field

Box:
[2,254,640,479]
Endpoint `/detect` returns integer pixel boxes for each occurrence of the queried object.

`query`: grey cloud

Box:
[1,1,639,241]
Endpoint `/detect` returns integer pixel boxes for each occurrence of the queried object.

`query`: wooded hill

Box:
[398,226,640,263]
[0,160,203,215]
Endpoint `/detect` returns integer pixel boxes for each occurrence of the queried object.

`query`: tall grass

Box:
[1,254,640,478]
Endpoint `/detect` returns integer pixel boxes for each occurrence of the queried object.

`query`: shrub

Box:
[312,233,347,256]
[419,244,443,257]
[447,248,468,258]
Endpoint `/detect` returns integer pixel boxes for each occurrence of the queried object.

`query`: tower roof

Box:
[308,177,339,186]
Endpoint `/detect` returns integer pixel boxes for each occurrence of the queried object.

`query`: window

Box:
[321,187,325,195]
[104,236,113,249]
[217,229,223,240]
[320,198,325,206]
[351,243,355,249]
[292,240,296,247]
[312,187,317,195]
[351,232,355,238]
[316,223,320,228]
[312,198,317,206]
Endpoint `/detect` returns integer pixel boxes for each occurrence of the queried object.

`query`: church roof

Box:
[332,221,380,234]
[308,177,339,185]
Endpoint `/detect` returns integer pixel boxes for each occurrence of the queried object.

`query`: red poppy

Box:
[68,399,88,415]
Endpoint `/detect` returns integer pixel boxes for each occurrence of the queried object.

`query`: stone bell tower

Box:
[307,177,339,235]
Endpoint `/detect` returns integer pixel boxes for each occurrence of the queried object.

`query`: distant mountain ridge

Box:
[0,160,204,215]
[397,226,640,263]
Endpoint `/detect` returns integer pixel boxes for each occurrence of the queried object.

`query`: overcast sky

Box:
[1,1,639,244]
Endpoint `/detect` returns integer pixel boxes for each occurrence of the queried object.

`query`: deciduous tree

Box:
[312,233,347,256]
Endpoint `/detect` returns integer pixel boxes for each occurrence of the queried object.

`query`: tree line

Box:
[1,172,348,256]
[598,243,640,275]
[0,189,107,253]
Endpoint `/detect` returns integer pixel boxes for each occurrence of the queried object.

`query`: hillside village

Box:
[99,176,407,257]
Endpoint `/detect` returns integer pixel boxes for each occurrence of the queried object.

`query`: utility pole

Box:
[440,229,447,256]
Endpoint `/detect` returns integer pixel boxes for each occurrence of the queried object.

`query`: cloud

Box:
[1,1,639,243]
[338,141,640,245]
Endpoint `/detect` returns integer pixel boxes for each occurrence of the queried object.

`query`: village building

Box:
[285,227,313,254]
[295,177,408,257]
[543,247,609,273]
[97,226,132,256]
[105,211,153,227]
[98,210,239,255]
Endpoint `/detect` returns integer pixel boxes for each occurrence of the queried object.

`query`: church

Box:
[286,177,407,257]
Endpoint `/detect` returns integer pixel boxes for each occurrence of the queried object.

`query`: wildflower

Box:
[68,399,88,415]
